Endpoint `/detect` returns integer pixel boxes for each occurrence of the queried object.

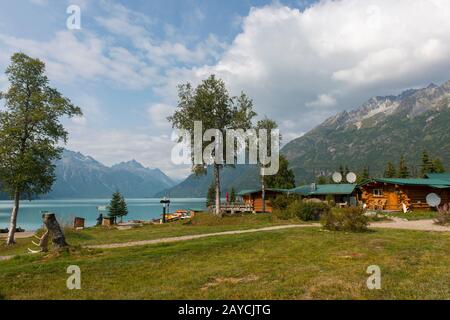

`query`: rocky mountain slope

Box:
[44,150,176,199]
[163,81,450,197]
[283,81,450,182]
[155,165,260,198]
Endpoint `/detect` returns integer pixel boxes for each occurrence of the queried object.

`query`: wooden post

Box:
[162,205,166,223]
[42,213,68,250]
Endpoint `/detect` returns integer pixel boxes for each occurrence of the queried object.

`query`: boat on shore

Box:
[154,209,199,223]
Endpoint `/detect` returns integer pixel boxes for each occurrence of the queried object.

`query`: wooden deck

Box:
[209,203,254,214]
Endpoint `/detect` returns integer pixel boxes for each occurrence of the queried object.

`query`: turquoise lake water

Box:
[0,198,206,231]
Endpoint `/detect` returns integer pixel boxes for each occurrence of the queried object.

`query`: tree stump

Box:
[42,213,68,250]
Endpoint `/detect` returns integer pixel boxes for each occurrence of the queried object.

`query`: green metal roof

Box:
[290,185,311,195]
[237,188,290,196]
[291,184,357,196]
[359,178,450,188]
[239,184,357,196]
[237,189,260,196]
[426,173,450,182]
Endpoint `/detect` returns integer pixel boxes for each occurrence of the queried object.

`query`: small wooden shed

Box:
[237,188,289,213]
[73,217,85,229]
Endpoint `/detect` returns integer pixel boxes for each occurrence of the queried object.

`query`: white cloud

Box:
[0,73,8,93]
[147,103,174,129]
[69,94,104,127]
[65,126,191,178]
[306,94,337,108]
[29,0,48,6]
[160,0,450,136]
[5,0,450,179]
[0,31,158,90]
[96,3,226,67]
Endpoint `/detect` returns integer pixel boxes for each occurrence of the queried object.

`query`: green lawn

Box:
[1,223,449,299]
[0,213,300,256]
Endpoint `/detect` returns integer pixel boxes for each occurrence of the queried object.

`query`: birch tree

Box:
[169,75,256,215]
[0,53,82,245]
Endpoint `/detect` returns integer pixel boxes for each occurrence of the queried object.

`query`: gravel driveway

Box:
[370,218,450,232]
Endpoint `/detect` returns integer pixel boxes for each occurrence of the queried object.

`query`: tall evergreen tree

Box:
[316,175,328,185]
[420,150,432,177]
[265,155,296,189]
[361,166,370,180]
[0,53,82,245]
[433,158,445,173]
[384,162,397,178]
[206,183,216,207]
[108,191,126,224]
[229,187,236,203]
[339,165,345,177]
[118,195,128,223]
[344,165,350,176]
[256,117,280,212]
[398,155,410,178]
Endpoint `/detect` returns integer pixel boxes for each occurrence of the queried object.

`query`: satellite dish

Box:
[426,193,441,207]
[346,172,357,183]
[332,172,343,183]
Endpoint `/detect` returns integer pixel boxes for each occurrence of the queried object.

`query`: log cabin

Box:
[291,184,359,207]
[359,178,450,211]
[237,188,289,213]
[238,184,359,212]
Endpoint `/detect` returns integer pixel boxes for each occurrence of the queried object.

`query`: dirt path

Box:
[88,219,449,250]
[0,255,14,261]
[86,224,317,249]
[0,232,34,239]
[1,220,448,260]
[370,218,450,232]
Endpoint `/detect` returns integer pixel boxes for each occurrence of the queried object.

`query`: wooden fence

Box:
[209,203,254,214]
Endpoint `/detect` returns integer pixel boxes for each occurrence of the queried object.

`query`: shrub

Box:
[321,207,369,232]
[325,194,335,207]
[435,203,450,226]
[271,194,297,210]
[271,197,331,221]
[287,200,331,221]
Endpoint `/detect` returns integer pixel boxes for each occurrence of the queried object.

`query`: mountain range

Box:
[283,81,450,182]
[40,150,176,199]
[1,81,449,199]
[155,165,261,198]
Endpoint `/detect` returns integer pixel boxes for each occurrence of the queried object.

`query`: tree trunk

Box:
[6,188,20,245]
[214,164,221,216]
[42,213,68,250]
[261,173,266,213]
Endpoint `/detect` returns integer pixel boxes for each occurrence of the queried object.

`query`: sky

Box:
[1,0,450,179]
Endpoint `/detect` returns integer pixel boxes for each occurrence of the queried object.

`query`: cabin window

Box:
[373,189,383,197]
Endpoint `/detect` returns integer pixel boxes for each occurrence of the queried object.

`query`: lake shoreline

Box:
[0,198,207,232]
